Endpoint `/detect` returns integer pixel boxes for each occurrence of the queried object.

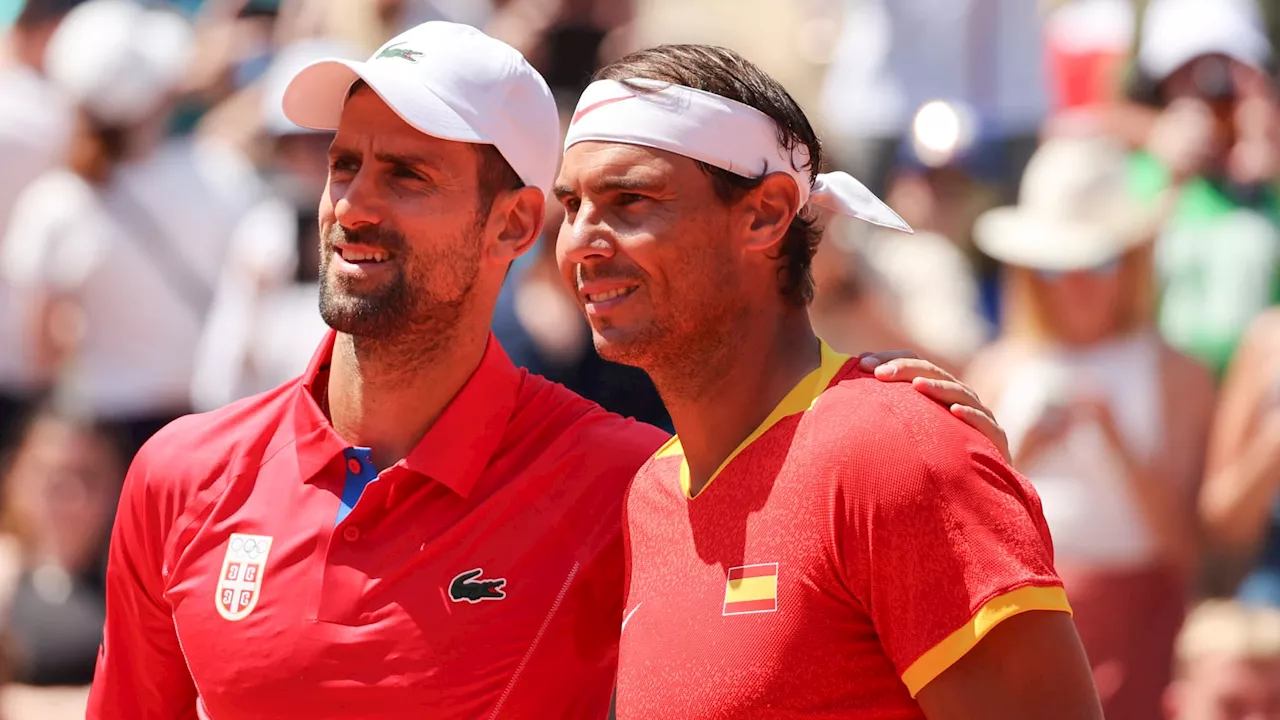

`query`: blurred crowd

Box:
[2,0,1280,718]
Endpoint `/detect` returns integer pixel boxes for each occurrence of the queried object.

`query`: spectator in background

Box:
[0,0,79,453]
[191,39,356,411]
[1201,307,1280,605]
[823,100,997,370]
[1164,600,1280,719]
[966,136,1215,720]
[278,0,495,56]
[1,0,259,461]
[1128,0,1280,377]
[485,0,635,99]
[816,0,1048,200]
[0,401,121,688]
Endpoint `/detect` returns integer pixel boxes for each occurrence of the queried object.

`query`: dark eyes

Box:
[391,166,425,181]
[559,193,645,215]
[329,157,359,174]
[328,158,426,183]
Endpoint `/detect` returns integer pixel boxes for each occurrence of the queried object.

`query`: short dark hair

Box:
[593,44,824,306]
[344,80,523,213]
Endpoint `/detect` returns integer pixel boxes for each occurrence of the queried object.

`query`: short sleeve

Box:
[838,401,1070,698]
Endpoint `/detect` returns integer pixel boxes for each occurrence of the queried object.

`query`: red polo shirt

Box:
[87,331,669,720]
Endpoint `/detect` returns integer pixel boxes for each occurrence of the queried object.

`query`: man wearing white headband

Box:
[556,45,1103,719]
[85,21,1003,720]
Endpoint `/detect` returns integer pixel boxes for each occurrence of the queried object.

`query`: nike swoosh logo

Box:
[621,602,642,632]
[570,94,634,125]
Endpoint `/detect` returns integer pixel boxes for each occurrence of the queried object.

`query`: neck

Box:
[326,325,488,470]
[655,308,821,497]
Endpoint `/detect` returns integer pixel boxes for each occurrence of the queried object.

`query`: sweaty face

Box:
[318,88,486,342]
[554,142,746,373]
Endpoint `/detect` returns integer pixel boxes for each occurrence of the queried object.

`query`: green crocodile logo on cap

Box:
[377,42,423,62]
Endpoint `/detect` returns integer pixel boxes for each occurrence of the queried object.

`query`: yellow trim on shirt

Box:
[901,585,1074,698]
[655,340,851,499]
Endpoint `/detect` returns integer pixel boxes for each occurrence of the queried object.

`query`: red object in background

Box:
[1043,0,1134,111]
[1047,43,1129,111]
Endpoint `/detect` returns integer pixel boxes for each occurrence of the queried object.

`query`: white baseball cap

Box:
[282,21,560,192]
[43,0,193,127]
[974,137,1169,272]
[1138,0,1271,81]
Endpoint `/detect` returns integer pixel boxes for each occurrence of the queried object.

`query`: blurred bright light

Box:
[910,100,976,168]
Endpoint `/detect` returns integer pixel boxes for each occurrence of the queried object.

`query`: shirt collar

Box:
[291,330,522,498]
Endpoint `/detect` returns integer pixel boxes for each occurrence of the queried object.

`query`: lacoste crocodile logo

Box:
[377,42,423,62]
[449,568,507,603]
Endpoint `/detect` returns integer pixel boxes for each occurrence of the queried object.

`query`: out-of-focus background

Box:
[2,0,1280,718]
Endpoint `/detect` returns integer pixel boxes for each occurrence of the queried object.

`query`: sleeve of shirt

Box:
[87,441,199,719]
[837,394,1072,699]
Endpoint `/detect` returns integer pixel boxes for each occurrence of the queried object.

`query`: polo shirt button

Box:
[346,457,362,474]
[343,526,361,542]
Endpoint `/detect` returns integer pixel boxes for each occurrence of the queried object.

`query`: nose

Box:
[329,164,384,229]
[558,199,616,266]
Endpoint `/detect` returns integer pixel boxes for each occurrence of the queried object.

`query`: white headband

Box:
[563,79,912,233]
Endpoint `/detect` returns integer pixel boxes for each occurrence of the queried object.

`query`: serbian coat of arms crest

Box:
[215,533,274,621]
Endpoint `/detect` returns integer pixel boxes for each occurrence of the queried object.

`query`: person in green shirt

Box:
[1123,0,1280,376]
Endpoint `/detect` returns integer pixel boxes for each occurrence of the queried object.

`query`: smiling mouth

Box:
[336,247,391,263]
[585,287,638,303]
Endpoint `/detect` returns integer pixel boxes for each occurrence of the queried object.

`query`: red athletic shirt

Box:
[87,331,668,720]
[616,342,1071,719]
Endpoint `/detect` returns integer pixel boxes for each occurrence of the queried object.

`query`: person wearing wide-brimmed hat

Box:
[966,135,1217,720]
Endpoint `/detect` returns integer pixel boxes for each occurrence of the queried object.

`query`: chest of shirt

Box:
[163,448,625,718]
[618,461,924,719]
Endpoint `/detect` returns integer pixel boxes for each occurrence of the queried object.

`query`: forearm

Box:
[1114,445,1199,573]
[1200,436,1280,552]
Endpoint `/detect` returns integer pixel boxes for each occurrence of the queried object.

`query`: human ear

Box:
[485,186,546,265]
[740,173,801,253]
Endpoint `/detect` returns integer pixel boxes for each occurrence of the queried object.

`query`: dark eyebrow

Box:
[554,176,664,200]
[373,151,443,171]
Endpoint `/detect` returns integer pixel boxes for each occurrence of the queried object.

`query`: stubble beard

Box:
[318,221,481,361]
[594,279,746,405]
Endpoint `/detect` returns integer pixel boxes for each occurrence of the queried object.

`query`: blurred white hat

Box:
[260,39,363,137]
[974,137,1166,272]
[282,21,560,192]
[43,0,194,127]
[1138,0,1271,81]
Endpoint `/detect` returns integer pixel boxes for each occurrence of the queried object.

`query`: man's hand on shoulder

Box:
[857,351,1010,463]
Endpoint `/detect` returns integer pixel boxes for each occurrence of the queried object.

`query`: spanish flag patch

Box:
[722,563,778,616]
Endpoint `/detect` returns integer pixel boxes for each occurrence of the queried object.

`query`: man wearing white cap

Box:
[1128,0,1280,376]
[86,20,998,720]
[555,45,1102,718]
